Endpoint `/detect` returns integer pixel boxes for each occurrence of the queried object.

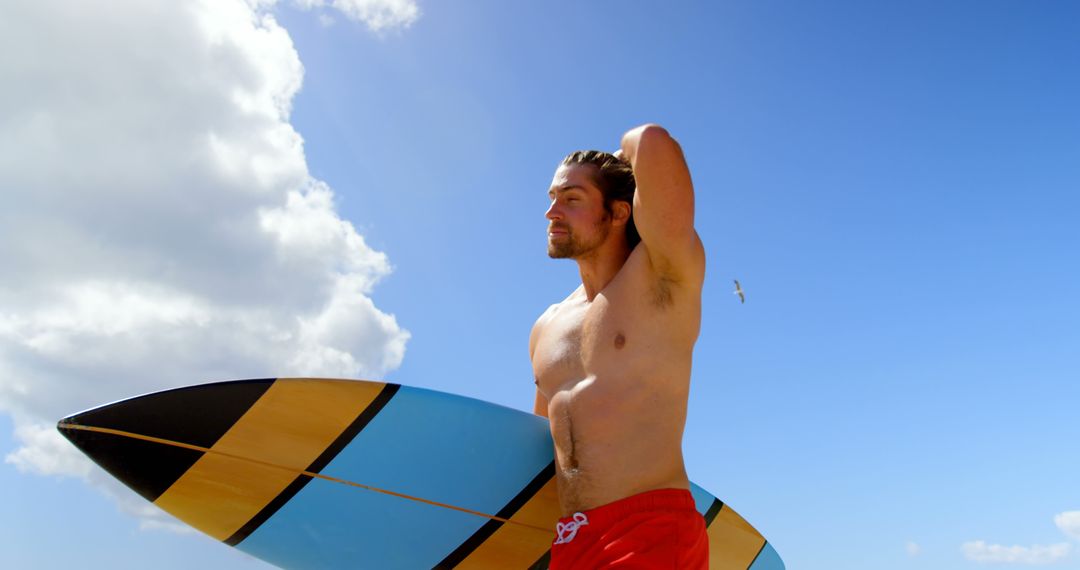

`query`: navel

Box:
[614,332,626,349]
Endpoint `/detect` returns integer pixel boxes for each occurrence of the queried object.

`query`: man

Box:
[530,124,708,568]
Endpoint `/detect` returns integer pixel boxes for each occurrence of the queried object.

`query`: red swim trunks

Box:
[549,488,709,569]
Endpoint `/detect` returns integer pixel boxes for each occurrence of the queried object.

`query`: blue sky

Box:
[2,1,1078,568]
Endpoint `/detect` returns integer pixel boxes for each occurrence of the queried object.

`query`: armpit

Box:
[650,275,675,308]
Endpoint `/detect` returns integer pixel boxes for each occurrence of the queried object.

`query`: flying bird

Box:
[733,279,745,303]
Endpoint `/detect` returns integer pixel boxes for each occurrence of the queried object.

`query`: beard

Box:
[547,218,611,259]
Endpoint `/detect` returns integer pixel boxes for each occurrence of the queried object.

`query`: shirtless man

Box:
[530,124,708,568]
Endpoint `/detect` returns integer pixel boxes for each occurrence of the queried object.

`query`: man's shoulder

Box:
[533,304,557,329]
[536,288,581,323]
[530,293,574,358]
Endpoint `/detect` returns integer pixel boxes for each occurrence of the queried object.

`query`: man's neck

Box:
[575,242,632,301]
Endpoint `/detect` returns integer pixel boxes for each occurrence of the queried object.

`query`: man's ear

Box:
[611,200,631,227]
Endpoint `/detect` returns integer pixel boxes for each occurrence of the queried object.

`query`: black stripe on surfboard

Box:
[224,382,401,546]
[703,497,724,527]
[435,460,556,569]
[57,379,275,502]
[746,540,770,569]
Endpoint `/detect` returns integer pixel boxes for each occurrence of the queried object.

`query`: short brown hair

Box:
[560,150,640,248]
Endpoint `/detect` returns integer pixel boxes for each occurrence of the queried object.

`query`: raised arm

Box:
[619,124,705,283]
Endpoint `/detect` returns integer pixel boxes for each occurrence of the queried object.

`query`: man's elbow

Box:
[628,123,671,148]
[638,123,670,141]
[622,124,676,167]
[631,124,682,162]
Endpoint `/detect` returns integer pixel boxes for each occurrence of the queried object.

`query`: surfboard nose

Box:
[57,379,276,502]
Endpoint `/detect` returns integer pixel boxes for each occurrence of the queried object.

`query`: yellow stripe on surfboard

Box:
[153,378,387,541]
[455,477,561,568]
[709,503,768,568]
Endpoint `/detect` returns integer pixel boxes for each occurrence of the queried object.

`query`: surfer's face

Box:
[545,164,611,259]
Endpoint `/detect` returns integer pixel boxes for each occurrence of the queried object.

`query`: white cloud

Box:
[962,540,1071,565]
[1056,512,1080,542]
[5,421,92,478]
[291,0,420,32]
[2,424,195,535]
[0,0,408,508]
[906,541,921,557]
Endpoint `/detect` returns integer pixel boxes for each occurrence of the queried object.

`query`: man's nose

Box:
[545,201,561,220]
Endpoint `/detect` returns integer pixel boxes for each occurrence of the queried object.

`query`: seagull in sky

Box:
[733,279,745,304]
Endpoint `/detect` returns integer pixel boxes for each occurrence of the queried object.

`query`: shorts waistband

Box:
[557,488,698,529]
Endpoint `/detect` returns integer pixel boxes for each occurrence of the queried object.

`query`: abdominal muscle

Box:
[544,367,691,516]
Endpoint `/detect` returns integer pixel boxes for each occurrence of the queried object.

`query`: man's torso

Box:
[532,242,704,516]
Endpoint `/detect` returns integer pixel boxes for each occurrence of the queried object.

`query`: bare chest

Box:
[533,286,669,398]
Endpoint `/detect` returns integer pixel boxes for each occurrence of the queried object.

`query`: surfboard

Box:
[57,378,783,569]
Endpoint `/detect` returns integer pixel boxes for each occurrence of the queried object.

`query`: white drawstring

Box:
[554,512,589,544]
